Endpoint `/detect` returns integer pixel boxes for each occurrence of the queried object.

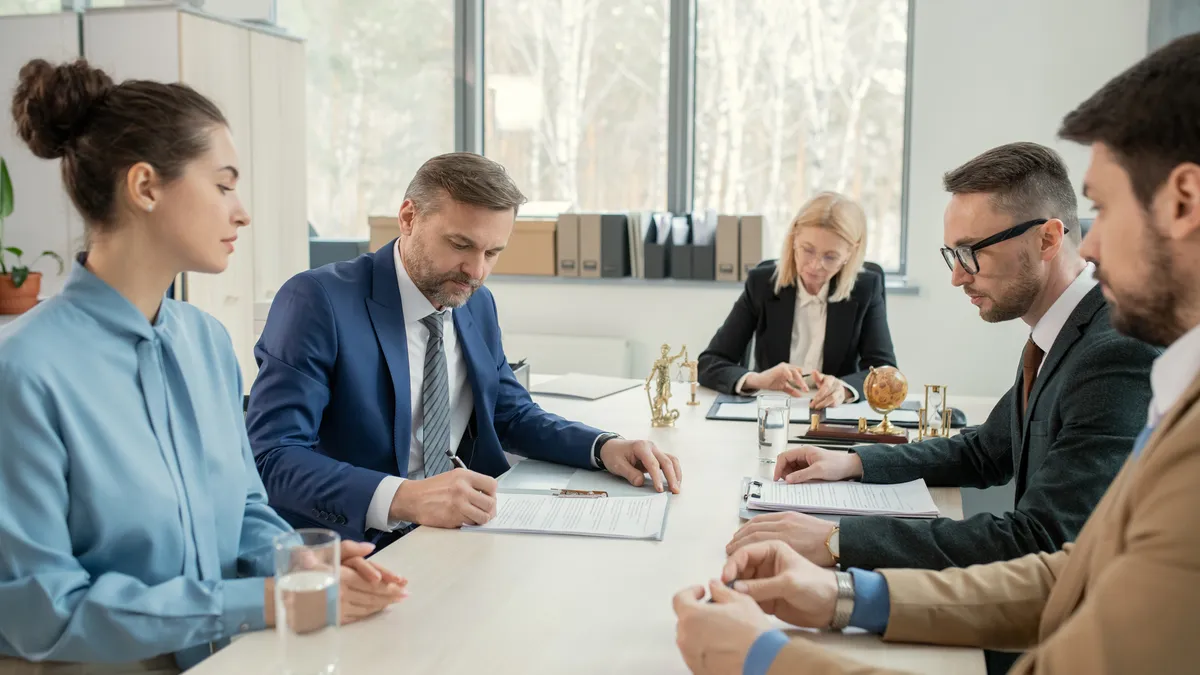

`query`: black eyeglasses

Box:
[940,218,1066,274]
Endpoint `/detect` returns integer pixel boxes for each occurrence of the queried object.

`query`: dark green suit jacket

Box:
[840,286,1157,571]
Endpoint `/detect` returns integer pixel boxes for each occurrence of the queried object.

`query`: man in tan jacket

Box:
[672,33,1200,675]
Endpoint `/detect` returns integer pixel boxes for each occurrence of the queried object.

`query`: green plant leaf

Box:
[36,250,65,275]
[0,157,13,221]
[11,266,28,288]
[4,246,23,262]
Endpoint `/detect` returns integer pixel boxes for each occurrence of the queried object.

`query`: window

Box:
[276,0,454,238]
[0,0,59,15]
[483,1,670,214]
[695,0,910,272]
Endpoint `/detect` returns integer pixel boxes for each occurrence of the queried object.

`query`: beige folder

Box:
[716,215,741,281]
[739,215,764,280]
[556,214,580,277]
[368,216,399,253]
[578,214,603,278]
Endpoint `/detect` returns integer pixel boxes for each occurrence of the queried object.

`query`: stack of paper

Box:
[745,478,939,518]
[712,400,811,422]
[463,492,670,540]
[529,373,644,401]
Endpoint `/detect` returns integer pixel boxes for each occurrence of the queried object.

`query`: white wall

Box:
[489,0,1150,399]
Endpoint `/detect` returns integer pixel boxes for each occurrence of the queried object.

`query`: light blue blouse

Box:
[0,260,292,668]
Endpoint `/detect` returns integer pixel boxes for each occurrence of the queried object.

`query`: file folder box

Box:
[739,214,765,280]
[643,220,670,279]
[715,215,741,281]
[555,213,580,277]
[691,243,716,280]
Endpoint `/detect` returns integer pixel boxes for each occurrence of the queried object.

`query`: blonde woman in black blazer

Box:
[698,192,897,409]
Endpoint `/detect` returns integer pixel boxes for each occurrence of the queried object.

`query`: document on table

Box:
[745,478,939,518]
[529,372,645,400]
[711,401,811,422]
[824,400,920,425]
[463,493,671,540]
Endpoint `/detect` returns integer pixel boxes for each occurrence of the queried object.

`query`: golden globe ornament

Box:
[863,366,908,436]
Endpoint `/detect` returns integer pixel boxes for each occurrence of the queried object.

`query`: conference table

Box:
[194,382,998,674]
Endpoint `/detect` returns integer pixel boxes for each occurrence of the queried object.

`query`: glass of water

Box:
[757,394,791,463]
[274,529,340,675]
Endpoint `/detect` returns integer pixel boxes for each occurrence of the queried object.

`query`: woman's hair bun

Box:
[11,58,115,160]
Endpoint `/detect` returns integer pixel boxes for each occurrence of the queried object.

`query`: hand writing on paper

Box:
[599,438,682,494]
[390,468,499,528]
[672,580,771,675]
[773,446,863,484]
[726,511,837,566]
[808,372,848,410]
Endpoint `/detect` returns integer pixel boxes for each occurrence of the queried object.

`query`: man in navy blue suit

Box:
[247,153,681,546]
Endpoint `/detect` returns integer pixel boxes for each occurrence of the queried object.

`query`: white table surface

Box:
[190,383,996,674]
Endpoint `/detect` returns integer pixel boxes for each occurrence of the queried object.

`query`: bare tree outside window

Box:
[695,0,909,271]
[276,0,455,238]
[483,0,670,215]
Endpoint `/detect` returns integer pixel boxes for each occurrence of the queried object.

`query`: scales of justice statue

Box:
[645,343,698,426]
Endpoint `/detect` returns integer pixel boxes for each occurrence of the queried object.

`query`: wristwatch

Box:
[825,526,841,565]
[592,433,621,470]
[830,570,856,630]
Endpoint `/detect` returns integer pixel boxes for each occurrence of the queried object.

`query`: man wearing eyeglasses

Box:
[728,143,1156,620]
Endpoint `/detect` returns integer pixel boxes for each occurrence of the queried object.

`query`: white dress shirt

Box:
[1148,321,1200,428]
[365,241,474,532]
[1029,263,1098,373]
[735,281,860,400]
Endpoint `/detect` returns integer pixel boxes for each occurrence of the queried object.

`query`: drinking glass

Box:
[274,529,340,675]
[757,394,791,463]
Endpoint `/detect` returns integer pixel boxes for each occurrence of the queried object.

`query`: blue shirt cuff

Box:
[743,629,789,675]
[221,577,268,638]
[847,568,890,634]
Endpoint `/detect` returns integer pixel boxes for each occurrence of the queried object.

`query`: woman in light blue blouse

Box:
[0,60,406,674]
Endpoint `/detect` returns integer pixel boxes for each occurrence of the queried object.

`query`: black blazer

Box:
[697,260,897,396]
[841,286,1159,571]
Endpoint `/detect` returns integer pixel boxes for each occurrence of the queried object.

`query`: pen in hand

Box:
[446,450,467,470]
[707,579,737,604]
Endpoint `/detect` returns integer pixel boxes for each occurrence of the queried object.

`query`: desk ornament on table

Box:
[803,365,910,444]
[917,384,951,441]
[645,343,689,426]
[679,348,700,406]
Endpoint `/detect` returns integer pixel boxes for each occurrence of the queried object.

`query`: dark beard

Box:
[1098,229,1183,347]
[405,238,481,308]
[974,250,1041,323]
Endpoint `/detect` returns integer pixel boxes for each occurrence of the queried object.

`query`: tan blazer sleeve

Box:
[878,548,1072,651]
[1006,434,1200,674]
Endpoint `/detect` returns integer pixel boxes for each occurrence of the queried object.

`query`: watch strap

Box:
[830,570,855,631]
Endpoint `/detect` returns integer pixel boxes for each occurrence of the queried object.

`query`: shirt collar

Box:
[393,240,441,324]
[1149,321,1200,426]
[797,281,830,308]
[1030,263,1097,354]
[60,253,168,343]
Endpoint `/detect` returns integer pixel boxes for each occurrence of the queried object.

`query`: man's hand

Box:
[672,581,772,675]
[727,512,837,566]
[388,468,499,528]
[599,438,682,493]
[744,362,809,397]
[773,446,863,483]
[808,372,848,410]
[722,540,840,630]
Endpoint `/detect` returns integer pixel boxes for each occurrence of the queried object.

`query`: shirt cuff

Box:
[220,577,268,638]
[367,475,406,532]
[735,372,754,395]
[847,568,890,634]
[743,629,789,675]
[842,382,860,403]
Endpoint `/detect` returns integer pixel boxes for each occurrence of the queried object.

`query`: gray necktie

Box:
[418,311,454,478]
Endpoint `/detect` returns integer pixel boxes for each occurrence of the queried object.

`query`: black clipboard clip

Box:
[742,479,763,502]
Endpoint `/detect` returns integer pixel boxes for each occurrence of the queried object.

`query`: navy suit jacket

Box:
[247,242,604,544]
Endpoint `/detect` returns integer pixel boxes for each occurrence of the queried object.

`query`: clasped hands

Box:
[744,363,850,410]
[672,445,867,674]
[389,438,683,529]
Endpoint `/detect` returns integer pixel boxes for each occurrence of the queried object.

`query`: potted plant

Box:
[0,156,65,315]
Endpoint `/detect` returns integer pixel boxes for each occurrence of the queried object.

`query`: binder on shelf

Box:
[715,214,741,281]
[599,214,631,277]
[690,210,716,280]
[555,213,580,277]
[643,214,671,279]
[739,214,765,280]
[669,214,693,280]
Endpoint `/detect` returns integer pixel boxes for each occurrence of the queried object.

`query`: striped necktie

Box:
[418,311,454,478]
